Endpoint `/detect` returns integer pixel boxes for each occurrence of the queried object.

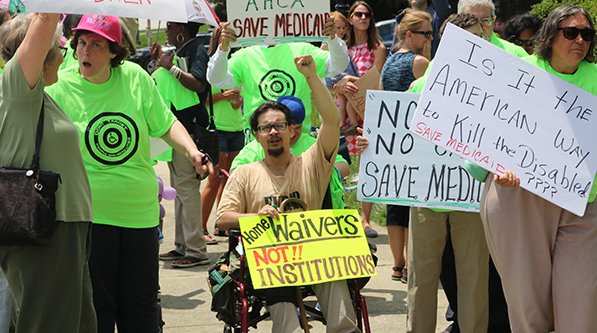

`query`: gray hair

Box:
[534,5,595,63]
[0,13,62,64]
[457,0,495,17]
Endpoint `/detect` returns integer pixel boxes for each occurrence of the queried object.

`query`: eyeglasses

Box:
[351,11,372,19]
[512,38,534,47]
[59,46,67,58]
[479,16,496,26]
[558,27,596,42]
[411,30,433,39]
[257,121,288,134]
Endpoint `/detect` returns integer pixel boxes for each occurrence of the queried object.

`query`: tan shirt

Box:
[217,137,336,220]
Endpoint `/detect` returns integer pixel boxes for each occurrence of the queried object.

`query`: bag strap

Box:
[29,100,45,171]
[207,87,216,130]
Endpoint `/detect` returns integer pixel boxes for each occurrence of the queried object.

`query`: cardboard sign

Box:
[227,0,330,47]
[347,66,381,119]
[410,24,597,216]
[357,91,483,211]
[150,137,170,159]
[27,0,187,22]
[239,209,376,289]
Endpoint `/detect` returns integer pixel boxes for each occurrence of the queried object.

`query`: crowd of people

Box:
[0,0,595,332]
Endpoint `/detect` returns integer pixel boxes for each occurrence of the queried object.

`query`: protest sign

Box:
[150,137,169,159]
[239,209,376,289]
[27,0,187,22]
[227,0,330,47]
[347,66,381,119]
[357,91,483,211]
[410,24,597,216]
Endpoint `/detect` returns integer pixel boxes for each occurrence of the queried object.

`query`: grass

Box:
[311,96,387,227]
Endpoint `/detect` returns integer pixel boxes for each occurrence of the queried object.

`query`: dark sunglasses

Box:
[512,38,534,47]
[166,22,182,30]
[411,30,433,39]
[351,11,372,19]
[558,27,596,42]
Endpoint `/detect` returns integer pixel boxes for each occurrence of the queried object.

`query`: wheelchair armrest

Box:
[228,229,242,238]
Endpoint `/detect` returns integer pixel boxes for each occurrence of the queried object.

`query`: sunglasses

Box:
[351,11,372,19]
[512,38,534,47]
[411,30,433,39]
[558,27,596,42]
[166,22,182,30]
[257,122,288,134]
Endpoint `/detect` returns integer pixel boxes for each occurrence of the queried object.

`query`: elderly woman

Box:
[469,5,597,332]
[45,15,212,332]
[0,13,96,332]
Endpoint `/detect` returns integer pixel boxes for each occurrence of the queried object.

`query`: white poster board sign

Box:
[227,0,329,47]
[410,24,597,216]
[27,0,187,22]
[357,91,483,211]
[150,137,170,159]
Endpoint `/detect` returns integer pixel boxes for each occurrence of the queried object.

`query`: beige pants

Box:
[482,176,597,333]
[407,208,489,333]
[269,280,361,333]
[168,149,208,259]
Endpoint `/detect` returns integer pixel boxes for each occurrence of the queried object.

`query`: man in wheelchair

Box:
[216,55,361,333]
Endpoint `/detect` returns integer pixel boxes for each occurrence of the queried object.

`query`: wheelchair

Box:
[209,225,373,333]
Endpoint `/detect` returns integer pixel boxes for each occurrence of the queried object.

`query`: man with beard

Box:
[216,55,361,332]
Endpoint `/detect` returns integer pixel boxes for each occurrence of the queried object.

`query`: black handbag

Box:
[0,102,61,247]
[194,88,220,167]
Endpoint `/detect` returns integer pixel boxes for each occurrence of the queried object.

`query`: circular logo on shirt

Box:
[259,69,296,101]
[85,112,139,165]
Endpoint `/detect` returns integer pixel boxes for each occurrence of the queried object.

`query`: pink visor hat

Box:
[72,15,122,44]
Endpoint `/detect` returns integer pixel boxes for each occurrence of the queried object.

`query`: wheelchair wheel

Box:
[222,324,241,333]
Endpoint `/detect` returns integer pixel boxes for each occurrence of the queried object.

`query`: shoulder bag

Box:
[0,102,61,246]
[194,88,220,167]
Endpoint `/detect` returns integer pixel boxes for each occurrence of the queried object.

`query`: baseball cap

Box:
[277,96,305,125]
[73,15,122,44]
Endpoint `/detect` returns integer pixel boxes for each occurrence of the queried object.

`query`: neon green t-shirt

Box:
[152,56,200,111]
[59,40,78,72]
[211,85,245,132]
[489,32,528,59]
[228,43,328,136]
[47,61,177,228]
[231,134,347,209]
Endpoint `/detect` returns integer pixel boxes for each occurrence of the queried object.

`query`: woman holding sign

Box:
[335,1,386,238]
[471,5,597,332]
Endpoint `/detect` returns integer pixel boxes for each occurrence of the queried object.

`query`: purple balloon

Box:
[158,194,162,202]
[162,187,177,200]
[159,203,166,220]
[157,176,164,195]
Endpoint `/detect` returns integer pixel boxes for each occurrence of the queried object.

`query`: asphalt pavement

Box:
[154,161,451,332]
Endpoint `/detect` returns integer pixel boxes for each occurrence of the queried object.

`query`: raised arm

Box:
[322,17,350,77]
[206,22,237,89]
[295,55,340,161]
[17,13,60,89]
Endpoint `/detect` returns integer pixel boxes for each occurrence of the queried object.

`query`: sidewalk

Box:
[154,161,451,332]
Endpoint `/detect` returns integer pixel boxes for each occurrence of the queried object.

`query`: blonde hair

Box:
[330,11,347,24]
[0,13,62,64]
[396,9,433,42]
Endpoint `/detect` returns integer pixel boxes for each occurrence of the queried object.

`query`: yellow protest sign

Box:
[239,209,376,289]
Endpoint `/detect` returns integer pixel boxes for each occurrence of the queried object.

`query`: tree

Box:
[530,0,596,23]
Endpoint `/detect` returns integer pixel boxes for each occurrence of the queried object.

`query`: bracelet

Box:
[169,65,182,80]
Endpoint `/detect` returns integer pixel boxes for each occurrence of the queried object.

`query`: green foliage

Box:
[530,0,597,23]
